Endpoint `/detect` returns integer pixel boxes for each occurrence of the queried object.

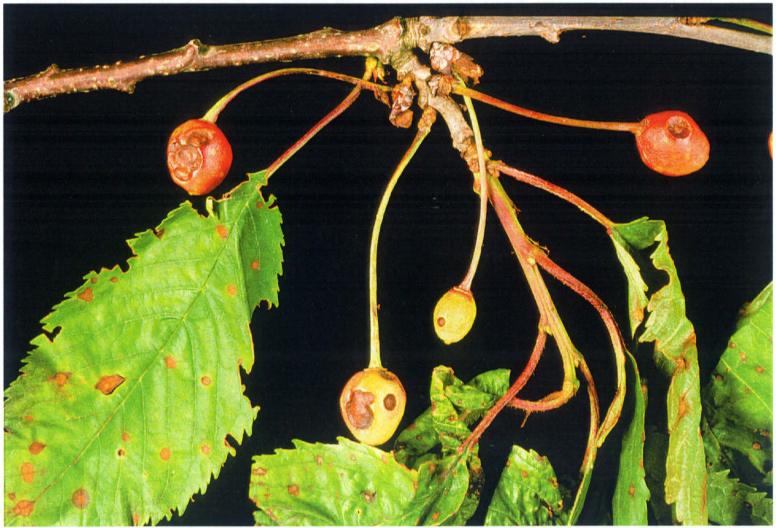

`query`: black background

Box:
[4,4,772,525]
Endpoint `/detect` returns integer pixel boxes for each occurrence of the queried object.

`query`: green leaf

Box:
[4,171,284,525]
[394,366,510,468]
[643,428,673,525]
[706,469,773,525]
[249,367,507,526]
[484,445,568,525]
[248,437,470,526]
[612,352,650,525]
[611,218,707,524]
[702,283,772,487]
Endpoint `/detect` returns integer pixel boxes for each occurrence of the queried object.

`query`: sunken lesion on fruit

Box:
[339,367,406,446]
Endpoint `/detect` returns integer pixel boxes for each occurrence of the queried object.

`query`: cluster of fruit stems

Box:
[205,59,631,517]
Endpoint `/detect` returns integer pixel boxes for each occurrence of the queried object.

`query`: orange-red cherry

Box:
[634,111,709,177]
[167,119,233,195]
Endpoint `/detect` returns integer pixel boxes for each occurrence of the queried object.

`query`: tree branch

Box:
[5,15,770,112]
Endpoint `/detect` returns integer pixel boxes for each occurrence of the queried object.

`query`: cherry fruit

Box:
[167,119,233,195]
[339,367,406,446]
[634,111,709,177]
[433,287,477,345]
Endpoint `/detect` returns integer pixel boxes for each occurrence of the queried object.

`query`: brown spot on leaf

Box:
[755,365,765,374]
[200,375,212,386]
[226,284,237,297]
[78,288,94,302]
[432,512,440,521]
[90,277,98,284]
[739,351,747,362]
[110,276,119,283]
[12,500,34,517]
[251,260,260,270]
[315,455,323,466]
[117,448,126,458]
[95,374,125,395]
[29,442,46,455]
[132,513,140,525]
[363,491,375,502]
[550,477,558,488]
[714,374,724,382]
[256,201,264,209]
[728,340,736,349]
[49,372,71,387]
[72,488,89,509]
[164,356,176,369]
[216,225,228,239]
[521,470,529,478]
[752,441,762,450]
[159,447,171,461]
[23,415,34,423]
[675,356,687,370]
[121,431,131,442]
[253,467,267,476]
[628,484,636,496]
[21,463,35,483]
[8,492,16,501]
[287,484,299,496]
[200,443,211,455]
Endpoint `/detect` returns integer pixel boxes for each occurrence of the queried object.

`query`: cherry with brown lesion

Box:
[339,368,406,446]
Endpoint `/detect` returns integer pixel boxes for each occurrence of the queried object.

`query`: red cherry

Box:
[167,119,233,195]
[634,111,709,177]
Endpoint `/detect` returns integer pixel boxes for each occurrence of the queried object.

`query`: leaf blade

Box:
[4,172,284,525]
[610,217,707,525]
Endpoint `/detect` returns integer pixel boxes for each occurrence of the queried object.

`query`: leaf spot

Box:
[200,443,211,455]
[520,469,529,478]
[363,491,375,502]
[739,351,747,362]
[251,260,260,270]
[159,447,171,461]
[90,277,98,284]
[315,455,323,465]
[12,500,34,517]
[550,477,558,488]
[121,431,131,442]
[49,372,71,387]
[253,467,267,476]
[256,200,264,209]
[116,448,126,458]
[752,441,762,450]
[164,356,177,369]
[132,513,140,525]
[110,276,119,283]
[287,484,300,496]
[23,415,34,423]
[226,284,237,297]
[29,442,46,455]
[8,492,16,501]
[755,365,765,374]
[21,462,35,483]
[628,484,636,496]
[78,288,94,302]
[432,512,440,521]
[95,374,125,395]
[200,375,212,386]
[72,488,89,509]
[675,356,687,370]
[216,224,228,239]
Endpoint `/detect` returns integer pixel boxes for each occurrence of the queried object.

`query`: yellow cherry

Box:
[433,286,477,344]
[339,367,406,446]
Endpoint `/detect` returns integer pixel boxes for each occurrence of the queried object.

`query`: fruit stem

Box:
[487,174,581,411]
[459,325,548,454]
[368,109,435,369]
[495,162,614,232]
[454,85,641,134]
[201,66,389,123]
[459,92,489,292]
[265,63,377,179]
